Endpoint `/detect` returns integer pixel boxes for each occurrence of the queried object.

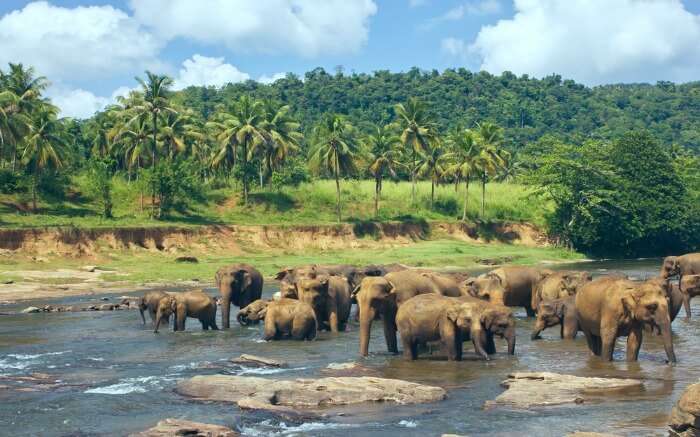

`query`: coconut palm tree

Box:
[309,113,359,223]
[474,122,509,217]
[114,114,151,211]
[132,71,175,166]
[365,124,401,217]
[394,97,438,206]
[0,91,31,168]
[416,144,447,209]
[446,128,480,221]
[21,105,66,211]
[254,100,302,188]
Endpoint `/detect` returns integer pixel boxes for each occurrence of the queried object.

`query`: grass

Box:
[0,177,551,229]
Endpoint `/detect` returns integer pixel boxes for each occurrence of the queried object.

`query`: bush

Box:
[271,157,310,189]
[0,169,24,194]
[85,158,115,218]
[142,159,205,218]
[433,197,459,216]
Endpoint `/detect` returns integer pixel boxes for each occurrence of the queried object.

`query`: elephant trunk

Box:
[657,314,676,363]
[530,318,545,340]
[237,311,249,326]
[505,325,516,355]
[359,305,375,357]
[220,286,232,329]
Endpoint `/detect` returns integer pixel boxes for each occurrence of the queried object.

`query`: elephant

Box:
[419,272,466,297]
[355,270,467,357]
[660,253,700,319]
[575,277,676,363]
[137,290,170,326]
[530,271,592,311]
[466,266,551,316]
[295,276,351,332]
[215,264,263,329]
[276,264,326,299]
[154,290,218,333]
[531,296,579,340]
[237,298,317,340]
[396,294,516,361]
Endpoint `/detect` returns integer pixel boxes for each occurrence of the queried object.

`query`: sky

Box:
[1,0,700,119]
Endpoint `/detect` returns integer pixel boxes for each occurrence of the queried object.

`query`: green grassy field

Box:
[0,178,551,229]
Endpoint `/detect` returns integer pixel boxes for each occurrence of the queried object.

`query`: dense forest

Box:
[1,63,699,257]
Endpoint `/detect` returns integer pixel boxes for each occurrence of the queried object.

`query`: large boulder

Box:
[176,375,446,415]
[670,382,700,436]
[485,372,643,409]
[129,418,238,437]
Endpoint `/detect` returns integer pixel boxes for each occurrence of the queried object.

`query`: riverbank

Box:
[0,221,582,302]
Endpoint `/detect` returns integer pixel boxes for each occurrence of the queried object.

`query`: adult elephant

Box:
[296,276,351,332]
[237,298,317,340]
[531,296,579,340]
[215,264,263,329]
[396,294,515,361]
[154,290,218,333]
[355,270,462,357]
[466,266,551,316]
[575,277,676,363]
[661,254,700,318]
[137,290,170,326]
[531,271,592,311]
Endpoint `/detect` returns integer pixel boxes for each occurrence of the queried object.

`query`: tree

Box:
[86,158,115,218]
[416,144,446,209]
[255,100,302,188]
[474,122,508,217]
[133,71,175,166]
[21,105,66,211]
[394,97,438,206]
[365,124,401,217]
[309,114,359,222]
[446,128,479,221]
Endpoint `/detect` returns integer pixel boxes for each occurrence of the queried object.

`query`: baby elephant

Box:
[531,296,579,340]
[137,290,170,326]
[237,298,317,340]
[154,290,218,333]
[296,276,351,332]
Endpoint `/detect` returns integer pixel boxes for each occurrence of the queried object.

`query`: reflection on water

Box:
[0,259,698,436]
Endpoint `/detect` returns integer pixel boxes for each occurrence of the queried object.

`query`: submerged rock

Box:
[130,418,238,437]
[21,306,41,313]
[176,375,446,415]
[669,382,700,436]
[230,354,287,368]
[485,372,643,409]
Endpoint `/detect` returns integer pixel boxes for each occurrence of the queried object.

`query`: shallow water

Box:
[1,259,698,436]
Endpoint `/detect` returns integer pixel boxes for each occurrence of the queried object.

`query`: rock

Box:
[63,306,76,312]
[230,354,286,368]
[81,265,97,272]
[1,279,14,284]
[176,375,446,415]
[669,382,700,436]
[100,297,110,301]
[175,256,199,263]
[321,362,377,377]
[129,418,238,437]
[98,304,114,311]
[21,306,41,314]
[326,362,359,371]
[485,372,643,409]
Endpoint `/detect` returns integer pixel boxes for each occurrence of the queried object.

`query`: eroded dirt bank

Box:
[0,221,550,257]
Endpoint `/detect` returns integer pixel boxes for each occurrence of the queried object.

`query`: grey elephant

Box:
[237,298,317,340]
[215,263,263,328]
[295,276,351,332]
[531,296,579,340]
[465,266,552,316]
[137,290,170,326]
[154,290,218,333]
[660,253,700,319]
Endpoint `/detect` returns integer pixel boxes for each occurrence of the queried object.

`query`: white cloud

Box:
[258,72,287,84]
[441,38,469,59]
[465,0,700,85]
[172,55,250,90]
[442,0,502,20]
[129,0,377,57]
[46,85,135,119]
[0,1,163,81]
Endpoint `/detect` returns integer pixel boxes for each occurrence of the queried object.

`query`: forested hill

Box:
[172,67,700,152]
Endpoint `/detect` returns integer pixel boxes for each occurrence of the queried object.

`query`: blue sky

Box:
[1,0,699,118]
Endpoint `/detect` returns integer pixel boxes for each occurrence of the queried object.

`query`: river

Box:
[1,259,698,436]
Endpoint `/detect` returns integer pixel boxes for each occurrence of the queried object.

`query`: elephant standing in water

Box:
[531,296,579,340]
[154,290,218,333]
[575,277,676,363]
[466,266,551,316]
[295,276,351,332]
[530,271,592,311]
[660,254,700,318]
[237,298,317,340]
[215,264,263,328]
[355,270,463,356]
[137,290,170,326]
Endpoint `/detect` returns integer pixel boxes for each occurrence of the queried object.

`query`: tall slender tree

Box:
[446,128,479,221]
[394,97,438,206]
[416,144,446,209]
[132,71,175,166]
[474,122,509,217]
[255,100,302,188]
[365,124,401,217]
[309,114,359,223]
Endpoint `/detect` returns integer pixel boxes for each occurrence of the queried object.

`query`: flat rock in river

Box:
[176,375,446,415]
[129,418,238,436]
[669,381,700,436]
[229,354,286,368]
[485,372,643,409]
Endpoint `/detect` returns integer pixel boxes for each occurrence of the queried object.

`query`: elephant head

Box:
[237,299,269,326]
[216,265,255,328]
[480,306,516,355]
[154,295,177,333]
[355,276,397,357]
[621,278,676,363]
[531,300,564,340]
[469,273,507,305]
[563,271,592,295]
[296,277,330,313]
[660,256,680,279]
[446,303,516,358]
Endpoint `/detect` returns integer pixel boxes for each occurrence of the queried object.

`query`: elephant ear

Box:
[481,309,497,330]
[445,306,460,323]
[238,269,252,288]
[621,290,640,317]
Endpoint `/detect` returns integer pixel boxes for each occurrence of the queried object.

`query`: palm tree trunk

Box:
[411,148,416,207]
[374,177,380,218]
[259,161,263,189]
[242,141,248,205]
[335,153,341,223]
[151,112,158,216]
[481,172,486,218]
[462,176,470,221]
[430,178,435,209]
[454,175,459,192]
[32,174,38,212]
[11,144,16,172]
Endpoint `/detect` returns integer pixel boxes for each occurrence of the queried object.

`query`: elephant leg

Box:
[210,316,219,330]
[600,328,618,361]
[200,320,208,330]
[525,305,536,317]
[328,310,339,333]
[291,318,307,340]
[263,318,277,341]
[626,325,643,362]
[401,336,415,360]
[306,320,317,341]
[562,317,578,340]
[485,332,496,355]
[683,293,692,320]
[582,330,599,356]
[149,308,157,324]
[221,295,232,329]
[383,310,398,354]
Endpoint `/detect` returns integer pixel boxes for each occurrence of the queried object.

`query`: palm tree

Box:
[446,128,479,221]
[21,105,66,211]
[115,114,151,211]
[254,100,302,188]
[132,71,175,166]
[416,144,446,209]
[474,122,509,217]
[0,91,31,168]
[365,125,401,217]
[394,97,438,206]
[309,114,359,223]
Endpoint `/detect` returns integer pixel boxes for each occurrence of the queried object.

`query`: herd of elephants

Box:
[137,252,700,363]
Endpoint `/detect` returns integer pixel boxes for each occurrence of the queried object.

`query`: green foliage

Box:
[0,169,24,194]
[85,158,115,218]
[271,156,310,189]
